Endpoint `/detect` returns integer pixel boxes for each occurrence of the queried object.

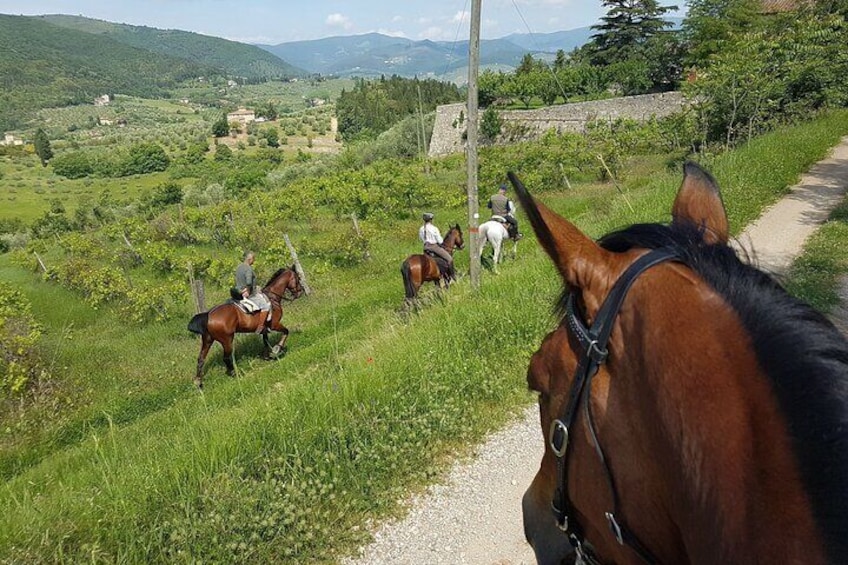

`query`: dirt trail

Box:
[345,137,848,565]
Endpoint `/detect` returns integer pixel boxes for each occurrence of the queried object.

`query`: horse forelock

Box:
[595,221,848,561]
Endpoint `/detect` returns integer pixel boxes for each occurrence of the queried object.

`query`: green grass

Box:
[0,156,178,223]
[2,109,848,563]
[786,197,848,311]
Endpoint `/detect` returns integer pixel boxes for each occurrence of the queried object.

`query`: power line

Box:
[510,0,572,103]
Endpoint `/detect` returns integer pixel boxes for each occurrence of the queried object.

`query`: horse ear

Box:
[507,172,611,289]
[672,162,729,245]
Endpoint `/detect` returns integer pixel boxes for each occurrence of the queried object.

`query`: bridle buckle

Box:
[549,419,569,458]
[605,511,624,545]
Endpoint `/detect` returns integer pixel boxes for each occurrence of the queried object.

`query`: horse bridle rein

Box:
[550,247,681,565]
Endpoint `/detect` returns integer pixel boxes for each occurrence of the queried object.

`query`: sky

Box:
[0,0,686,45]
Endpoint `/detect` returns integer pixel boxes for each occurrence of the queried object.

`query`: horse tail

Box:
[401,260,416,299]
[187,312,209,335]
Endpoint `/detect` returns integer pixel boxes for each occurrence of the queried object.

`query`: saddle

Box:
[424,250,453,280]
[229,287,261,314]
[491,215,519,241]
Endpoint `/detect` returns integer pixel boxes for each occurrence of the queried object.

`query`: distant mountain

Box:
[258,33,531,78]
[37,14,305,81]
[264,20,687,79]
[503,27,596,54]
[0,14,213,131]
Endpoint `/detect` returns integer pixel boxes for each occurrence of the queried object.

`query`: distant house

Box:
[94,94,111,107]
[179,98,190,104]
[1,134,23,146]
[254,116,267,123]
[99,117,114,126]
[761,0,811,12]
[227,108,256,125]
[227,80,238,88]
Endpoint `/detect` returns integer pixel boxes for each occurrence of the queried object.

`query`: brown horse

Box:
[512,164,848,564]
[187,266,303,388]
[400,224,464,300]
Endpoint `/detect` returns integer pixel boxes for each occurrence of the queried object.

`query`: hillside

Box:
[38,15,305,81]
[258,33,530,78]
[0,15,213,131]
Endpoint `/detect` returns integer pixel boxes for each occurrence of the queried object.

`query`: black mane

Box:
[263,267,289,288]
[593,221,848,562]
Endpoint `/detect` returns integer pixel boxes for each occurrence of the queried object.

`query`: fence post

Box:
[187,262,206,313]
[351,213,371,260]
[33,251,47,273]
[283,233,312,296]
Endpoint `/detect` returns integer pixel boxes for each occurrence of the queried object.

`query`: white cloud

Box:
[418,26,445,40]
[326,13,353,30]
[451,10,470,23]
[418,16,433,25]
[391,15,404,23]
[377,28,408,37]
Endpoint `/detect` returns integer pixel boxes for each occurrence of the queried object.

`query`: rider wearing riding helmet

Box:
[419,212,454,270]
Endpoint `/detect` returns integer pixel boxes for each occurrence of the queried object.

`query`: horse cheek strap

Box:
[551,248,679,565]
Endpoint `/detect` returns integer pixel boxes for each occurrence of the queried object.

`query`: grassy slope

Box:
[1,111,848,562]
[0,15,211,131]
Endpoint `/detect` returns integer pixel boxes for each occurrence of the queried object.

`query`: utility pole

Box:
[466,0,483,291]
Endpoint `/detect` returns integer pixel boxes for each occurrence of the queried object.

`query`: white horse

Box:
[478,219,517,268]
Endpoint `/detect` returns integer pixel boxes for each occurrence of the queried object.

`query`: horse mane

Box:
[263,267,289,288]
[587,221,848,561]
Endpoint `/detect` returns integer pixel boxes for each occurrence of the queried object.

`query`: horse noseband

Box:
[551,247,681,565]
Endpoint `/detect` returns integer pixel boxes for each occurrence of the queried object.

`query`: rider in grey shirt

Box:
[236,251,272,333]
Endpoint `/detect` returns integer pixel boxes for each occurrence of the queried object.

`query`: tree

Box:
[554,49,568,70]
[121,143,169,175]
[150,181,183,208]
[481,107,503,142]
[682,0,760,68]
[212,113,229,137]
[34,128,53,166]
[264,127,280,148]
[589,0,678,65]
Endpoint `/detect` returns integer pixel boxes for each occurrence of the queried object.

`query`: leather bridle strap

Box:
[550,247,680,565]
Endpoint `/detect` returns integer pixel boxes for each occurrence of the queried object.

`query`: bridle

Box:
[263,271,302,304]
[549,247,681,565]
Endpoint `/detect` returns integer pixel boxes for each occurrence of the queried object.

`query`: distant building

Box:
[98,117,114,126]
[254,116,267,123]
[227,80,238,88]
[94,94,111,107]
[760,0,811,12]
[227,108,256,125]
[179,98,190,104]
[1,134,24,146]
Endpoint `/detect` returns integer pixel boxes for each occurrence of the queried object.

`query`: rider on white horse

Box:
[487,184,522,241]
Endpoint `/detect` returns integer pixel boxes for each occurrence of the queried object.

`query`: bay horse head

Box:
[511,163,848,564]
[263,265,304,302]
[445,224,464,251]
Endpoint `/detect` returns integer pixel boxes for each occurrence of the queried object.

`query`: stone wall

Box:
[428,92,688,158]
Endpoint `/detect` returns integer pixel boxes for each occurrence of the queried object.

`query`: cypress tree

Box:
[34,128,53,166]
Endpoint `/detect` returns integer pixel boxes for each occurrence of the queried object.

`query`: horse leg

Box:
[194,333,213,388]
[272,325,290,357]
[221,335,235,377]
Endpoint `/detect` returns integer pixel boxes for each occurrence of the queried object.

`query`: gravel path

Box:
[344,138,848,565]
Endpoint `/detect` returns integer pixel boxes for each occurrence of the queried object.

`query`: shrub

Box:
[0,283,45,397]
[51,151,93,179]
